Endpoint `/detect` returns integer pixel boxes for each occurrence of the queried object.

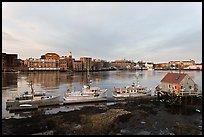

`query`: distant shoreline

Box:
[2,68,202,73]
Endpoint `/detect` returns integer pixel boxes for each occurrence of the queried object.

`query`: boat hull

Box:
[63,90,107,104]
[63,97,107,104]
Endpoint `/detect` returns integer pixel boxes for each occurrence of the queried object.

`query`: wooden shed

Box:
[159,72,198,94]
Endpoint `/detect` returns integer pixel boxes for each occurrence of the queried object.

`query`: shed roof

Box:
[160,72,187,84]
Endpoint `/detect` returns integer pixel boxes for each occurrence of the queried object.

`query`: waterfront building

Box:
[66,52,73,70]
[111,59,134,70]
[154,63,169,70]
[168,61,184,69]
[17,59,29,71]
[41,53,60,60]
[92,59,111,71]
[159,72,198,93]
[2,53,18,72]
[168,59,196,69]
[2,53,7,72]
[59,52,74,71]
[72,60,83,71]
[59,57,68,71]
[80,57,92,71]
[136,61,154,70]
[182,59,195,67]
[136,60,146,70]
[26,58,60,71]
[144,61,154,70]
[183,63,202,70]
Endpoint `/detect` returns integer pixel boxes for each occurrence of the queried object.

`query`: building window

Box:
[175,76,180,80]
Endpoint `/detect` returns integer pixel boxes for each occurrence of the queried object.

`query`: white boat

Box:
[6,81,61,111]
[112,73,151,98]
[63,68,107,104]
[112,84,151,98]
[82,85,107,96]
[63,88,107,104]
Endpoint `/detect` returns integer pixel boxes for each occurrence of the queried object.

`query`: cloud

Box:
[2,2,202,63]
[2,32,23,42]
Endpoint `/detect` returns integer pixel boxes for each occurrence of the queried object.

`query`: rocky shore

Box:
[2,96,202,135]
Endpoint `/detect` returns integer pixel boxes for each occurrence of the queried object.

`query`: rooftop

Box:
[160,72,187,84]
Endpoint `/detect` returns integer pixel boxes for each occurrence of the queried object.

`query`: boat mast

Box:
[135,72,140,86]
[87,62,90,86]
[30,81,34,94]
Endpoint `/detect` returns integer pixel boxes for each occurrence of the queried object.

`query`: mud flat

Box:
[2,96,202,135]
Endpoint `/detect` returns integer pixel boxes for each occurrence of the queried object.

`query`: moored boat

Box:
[63,86,107,104]
[112,72,151,98]
[112,82,151,98]
[6,81,61,111]
[63,67,107,104]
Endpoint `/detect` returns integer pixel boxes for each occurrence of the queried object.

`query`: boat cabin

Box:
[89,87,100,92]
[125,86,146,94]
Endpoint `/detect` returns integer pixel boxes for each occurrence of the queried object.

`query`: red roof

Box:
[160,72,187,84]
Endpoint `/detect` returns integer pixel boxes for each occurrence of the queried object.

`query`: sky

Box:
[2,2,202,63]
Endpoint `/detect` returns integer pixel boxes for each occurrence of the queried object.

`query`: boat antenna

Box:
[88,70,90,86]
[135,72,139,85]
[87,62,90,86]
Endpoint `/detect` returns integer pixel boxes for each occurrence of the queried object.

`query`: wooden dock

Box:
[156,90,202,105]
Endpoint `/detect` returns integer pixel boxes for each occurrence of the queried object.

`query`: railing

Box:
[158,88,202,97]
[179,90,202,97]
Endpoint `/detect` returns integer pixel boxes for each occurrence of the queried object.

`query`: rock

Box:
[120,129,130,134]
[137,131,151,135]
[140,121,146,124]
[78,109,131,135]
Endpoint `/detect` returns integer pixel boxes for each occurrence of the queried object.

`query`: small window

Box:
[175,76,180,80]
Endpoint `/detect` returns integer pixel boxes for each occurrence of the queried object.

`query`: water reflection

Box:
[20,71,110,89]
[2,72,17,89]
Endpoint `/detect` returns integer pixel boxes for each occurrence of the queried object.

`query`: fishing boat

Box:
[81,85,107,95]
[63,87,107,104]
[63,67,107,104]
[6,81,61,111]
[112,73,151,98]
[112,82,151,98]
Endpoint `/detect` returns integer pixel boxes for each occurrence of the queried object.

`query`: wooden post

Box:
[190,96,193,104]
[179,96,182,105]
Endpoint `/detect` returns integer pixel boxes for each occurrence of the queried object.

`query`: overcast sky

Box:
[2,2,202,63]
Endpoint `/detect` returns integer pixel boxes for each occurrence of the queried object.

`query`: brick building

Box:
[80,57,92,71]
[2,53,18,72]
[72,60,83,71]
[41,53,60,60]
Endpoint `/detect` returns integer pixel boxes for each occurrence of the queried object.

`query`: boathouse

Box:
[159,72,198,94]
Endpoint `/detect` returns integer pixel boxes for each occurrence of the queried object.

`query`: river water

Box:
[2,70,202,119]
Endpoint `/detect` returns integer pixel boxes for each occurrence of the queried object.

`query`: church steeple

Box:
[68,52,72,58]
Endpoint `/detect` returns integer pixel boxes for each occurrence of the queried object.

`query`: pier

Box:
[156,90,202,106]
